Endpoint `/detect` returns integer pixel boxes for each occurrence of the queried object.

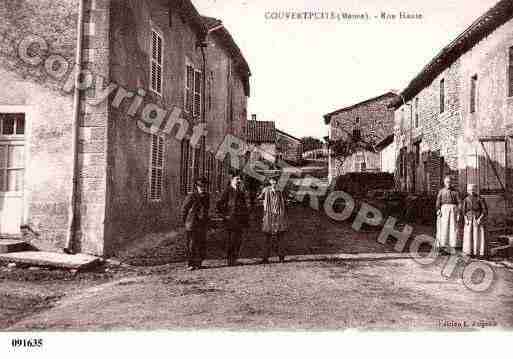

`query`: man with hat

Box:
[181,177,210,270]
[216,173,249,266]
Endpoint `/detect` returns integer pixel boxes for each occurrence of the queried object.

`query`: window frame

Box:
[414,97,419,128]
[470,74,478,114]
[440,78,445,114]
[150,28,164,96]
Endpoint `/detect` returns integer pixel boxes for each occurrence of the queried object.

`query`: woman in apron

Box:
[436,176,461,254]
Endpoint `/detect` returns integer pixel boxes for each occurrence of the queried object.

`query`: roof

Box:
[276,129,301,143]
[324,92,398,124]
[390,0,513,108]
[246,121,276,143]
[375,134,394,151]
[202,16,251,97]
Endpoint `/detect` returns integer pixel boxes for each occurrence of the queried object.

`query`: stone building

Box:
[0,0,250,256]
[390,0,513,223]
[276,129,303,164]
[245,116,277,164]
[324,92,398,181]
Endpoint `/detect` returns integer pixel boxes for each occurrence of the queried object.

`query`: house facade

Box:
[324,92,398,182]
[276,129,303,164]
[245,118,277,164]
[376,134,396,174]
[0,0,250,256]
[391,0,513,224]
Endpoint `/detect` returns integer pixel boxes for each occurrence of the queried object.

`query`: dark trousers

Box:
[186,228,207,267]
[263,232,285,261]
[226,228,243,266]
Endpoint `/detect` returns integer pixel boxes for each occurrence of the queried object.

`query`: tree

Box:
[327,130,376,169]
[300,136,323,153]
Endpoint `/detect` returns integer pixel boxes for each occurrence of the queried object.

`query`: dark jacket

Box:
[216,186,249,230]
[181,192,210,232]
[462,194,488,220]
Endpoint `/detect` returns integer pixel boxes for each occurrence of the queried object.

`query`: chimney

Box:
[251,114,257,121]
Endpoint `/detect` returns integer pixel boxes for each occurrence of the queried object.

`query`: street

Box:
[1,205,512,331]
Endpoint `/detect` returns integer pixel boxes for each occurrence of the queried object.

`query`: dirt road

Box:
[1,205,512,330]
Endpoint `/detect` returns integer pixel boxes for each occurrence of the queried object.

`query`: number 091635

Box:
[11,339,43,348]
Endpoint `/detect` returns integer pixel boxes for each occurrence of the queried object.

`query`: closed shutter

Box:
[193,70,202,118]
[149,134,165,200]
[150,30,163,94]
[185,65,194,114]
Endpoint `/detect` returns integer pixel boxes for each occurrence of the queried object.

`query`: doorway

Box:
[0,113,25,236]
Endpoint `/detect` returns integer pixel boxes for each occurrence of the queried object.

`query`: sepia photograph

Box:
[0,0,513,356]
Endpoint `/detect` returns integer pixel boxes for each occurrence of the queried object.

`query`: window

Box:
[0,144,24,192]
[400,147,407,178]
[149,134,165,201]
[185,64,202,118]
[479,139,506,194]
[355,117,360,126]
[509,47,513,97]
[414,98,419,128]
[440,79,445,113]
[470,75,478,113]
[414,141,421,169]
[439,156,445,187]
[150,30,163,95]
[0,113,25,136]
[205,151,216,193]
[193,69,202,117]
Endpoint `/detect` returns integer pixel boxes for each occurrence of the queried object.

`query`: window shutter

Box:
[150,135,165,200]
[151,30,163,94]
[185,65,194,114]
[194,70,202,117]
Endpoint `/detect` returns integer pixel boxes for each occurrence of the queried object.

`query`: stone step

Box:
[0,239,30,254]
[0,251,101,270]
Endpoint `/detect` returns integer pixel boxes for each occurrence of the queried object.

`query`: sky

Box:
[194,0,500,140]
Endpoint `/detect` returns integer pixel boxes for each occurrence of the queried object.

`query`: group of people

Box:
[436,176,488,259]
[181,174,288,271]
[181,172,489,271]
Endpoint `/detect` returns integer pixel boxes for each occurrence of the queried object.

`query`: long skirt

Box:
[262,211,287,234]
[436,204,460,249]
[463,215,487,257]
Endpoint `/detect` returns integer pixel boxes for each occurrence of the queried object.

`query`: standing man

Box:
[436,175,461,254]
[181,178,210,271]
[217,174,249,266]
[258,177,288,263]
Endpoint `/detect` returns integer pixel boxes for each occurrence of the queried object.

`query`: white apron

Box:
[436,204,460,249]
[463,214,486,257]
